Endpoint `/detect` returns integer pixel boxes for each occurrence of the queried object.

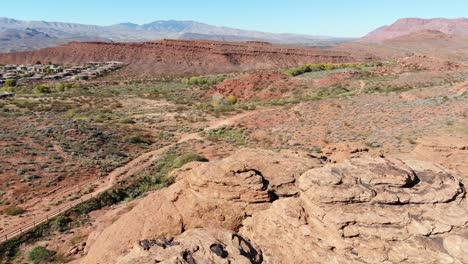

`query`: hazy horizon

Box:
[1,0,467,38]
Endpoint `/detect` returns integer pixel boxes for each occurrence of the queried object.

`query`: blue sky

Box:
[1,0,467,37]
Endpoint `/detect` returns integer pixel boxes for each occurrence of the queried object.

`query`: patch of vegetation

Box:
[120,149,208,198]
[4,79,16,88]
[284,61,386,77]
[226,95,237,104]
[34,85,52,94]
[126,132,152,144]
[28,246,56,264]
[181,75,225,86]
[63,108,87,120]
[3,205,25,216]
[119,118,136,124]
[49,215,72,232]
[204,126,248,145]
[365,84,412,94]
[55,82,75,93]
[211,93,238,113]
[172,152,208,168]
[9,99,40,110]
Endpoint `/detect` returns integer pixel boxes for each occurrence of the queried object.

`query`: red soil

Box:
[210,72,300,101]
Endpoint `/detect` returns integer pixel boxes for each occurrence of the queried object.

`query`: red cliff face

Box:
[0,39,356,76]
[360,18,468,42]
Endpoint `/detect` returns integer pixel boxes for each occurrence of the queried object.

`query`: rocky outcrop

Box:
[116,228,263,264]
[404,136,468,178]
[82,149,320,263]
[83,149,467,263]
[241,157,467,263]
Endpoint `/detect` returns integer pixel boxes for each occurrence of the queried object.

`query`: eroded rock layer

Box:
[0,40,355,76]
[82,149,467,264]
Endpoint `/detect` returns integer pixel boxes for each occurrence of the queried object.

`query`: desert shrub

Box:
[10,99,38,109]
[49,215,72,232]
[315,85,350,98]
[211,93,224,108]
[55,83,65,92]
[4,205,25,216]
[172,153,208,169]
[126,132,149,144]
[210,93,237,112]
[182,76,225,86]
[35,85,51,94]
[119,118,136,124]
[4,79,16,87]
[227,95,237,104]
[42,66,52,74]
[204,126,248,145]
[93,114,110,123]
[72,82,82,89]
[64,83,74,90]
[28,246,55,264]
[285,61,385,76]
[2,86,15,92]
[64,109,86,120]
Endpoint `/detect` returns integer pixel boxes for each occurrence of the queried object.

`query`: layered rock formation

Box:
[82,149,467,264]
[0,40,354,76]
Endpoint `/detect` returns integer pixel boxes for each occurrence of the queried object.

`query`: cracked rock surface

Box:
[83,150,467,264]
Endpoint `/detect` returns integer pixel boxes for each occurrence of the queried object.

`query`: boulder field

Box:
[82,149,467,264]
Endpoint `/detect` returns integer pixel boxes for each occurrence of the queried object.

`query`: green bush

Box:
[49,215,72,232]
[64,83,74,90]
[227,95,237,104]
[2,86,14,92]
[35,85,51,94]
[28,246,55,264]
[284,61,385,76]
[126,132,150,144]
[204,126,248,145]
[4,206,25,216]
[172,153,208,169]
[182,76,225,86]
[55,83,65,92]
[119,118,136,124]
[4,79,16,87]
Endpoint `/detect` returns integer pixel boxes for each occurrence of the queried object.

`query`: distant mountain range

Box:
[360,17,468,42]
[0,17,353,53]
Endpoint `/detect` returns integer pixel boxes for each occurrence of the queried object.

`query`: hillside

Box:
[0,39,356,75]
[335,30,468,61]
[360,17,468,42]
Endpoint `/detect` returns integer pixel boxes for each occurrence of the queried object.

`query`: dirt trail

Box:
[0,109,262,242]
